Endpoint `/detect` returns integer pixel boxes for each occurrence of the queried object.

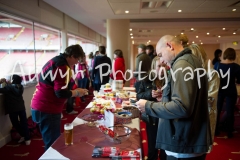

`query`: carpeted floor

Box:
[0,88,240,160]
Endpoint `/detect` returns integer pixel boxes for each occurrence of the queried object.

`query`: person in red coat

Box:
[110,49,125,83]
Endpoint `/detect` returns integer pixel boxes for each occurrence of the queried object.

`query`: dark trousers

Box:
[78,77,89,101]
[167,154,206,160]
[31,109,61,151]
[9,110,30,141]
[146,121,166,160]
[94,83,101,92]
[216,92,237,134]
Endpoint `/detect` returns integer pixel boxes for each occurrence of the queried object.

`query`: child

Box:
[75,55,90,102]
[0,75,31,145]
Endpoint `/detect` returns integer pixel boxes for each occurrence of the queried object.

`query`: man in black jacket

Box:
[136,35,211,160]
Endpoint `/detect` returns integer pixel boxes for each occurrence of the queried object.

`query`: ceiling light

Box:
[192,41,195,44]
[181,32,184,35]
[218,35,221,38]
[125,10,129,13]
[178,10,182,12]
[131,36,133,39]
[232,9,236,12]
[149,40,151,42]
[132,40,134,44]
[129,28,132,31]
[191,28,194,31]
[201,42,203,45]
[196,36,198,38]
[222,28,225,30]
[130,33,133,35]
[232,41,238,45]
[207,33,210,35]
[233,32,236,34]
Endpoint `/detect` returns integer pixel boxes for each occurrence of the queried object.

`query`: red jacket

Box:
[110,57,125,81]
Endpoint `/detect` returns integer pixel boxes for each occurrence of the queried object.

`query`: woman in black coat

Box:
[137,56,168,160]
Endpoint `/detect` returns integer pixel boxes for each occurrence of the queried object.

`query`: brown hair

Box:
[64,44,84,59]
[114,49,123,58]
[223,48,236,60]
[88,52,94,59]
[188,44,207,69]
[99,46,106,54]
[151,56,165,88]
[176,34,189,48]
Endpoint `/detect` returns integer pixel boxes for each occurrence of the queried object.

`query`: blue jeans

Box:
[31,109,61,151]
[9,110,30,141]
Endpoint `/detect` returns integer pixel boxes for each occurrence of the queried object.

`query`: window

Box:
[68,33,98,56]
[0,12,61,83]
[34,23,61,74]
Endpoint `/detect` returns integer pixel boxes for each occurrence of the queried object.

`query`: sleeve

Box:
[145,60,199,119]
[92,57,97,79]
[137,81,155,101]
[208,70,220,99]
[0,87,8,94]
[213,62,219,70]
[134,56,140,78]
[53,65,72,98]
[236,64,240,84]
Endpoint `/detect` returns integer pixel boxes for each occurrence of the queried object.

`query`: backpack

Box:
[27,116,41,138]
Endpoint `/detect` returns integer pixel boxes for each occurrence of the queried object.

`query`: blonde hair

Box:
[176,34,189,48]
[151,56,165,88]
[188,44,207,69]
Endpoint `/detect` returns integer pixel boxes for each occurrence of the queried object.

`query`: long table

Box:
[39,100,142,160]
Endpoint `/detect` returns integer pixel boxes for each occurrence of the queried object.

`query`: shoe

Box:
[25,140,31,145]
[18,137,25,143]
[67,110,78,114]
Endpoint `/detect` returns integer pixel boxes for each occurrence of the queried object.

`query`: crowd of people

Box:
[0,33,240,160]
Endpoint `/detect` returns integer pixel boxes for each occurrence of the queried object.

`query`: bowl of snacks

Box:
[115,111,132,124]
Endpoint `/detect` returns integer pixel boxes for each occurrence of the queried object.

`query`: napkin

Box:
[39,147,70,160]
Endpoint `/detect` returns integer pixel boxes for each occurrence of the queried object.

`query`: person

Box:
[66,65,78,114]
[110,49,125,82]
[92,46,111,91]
[146,45,156,61]
[212,49,222,66]
[88,52,94,89]
[189,44,220,151]
[134,44,151,92]
[0,75,31,145]
[31,44,88,150]
[176,34,189,48]
[76,53,90,102]
[136,35,211,160]
[214,48,240,138]
[137,56,167,160]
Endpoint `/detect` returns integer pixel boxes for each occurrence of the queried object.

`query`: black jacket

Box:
[0,84,25,114]
[137,79,158,125]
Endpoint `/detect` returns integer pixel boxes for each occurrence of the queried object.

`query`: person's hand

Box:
[75,88,88,97]
[136,99,147,113]
[152,90,160,98]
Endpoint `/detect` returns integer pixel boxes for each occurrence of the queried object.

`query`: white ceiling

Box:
[44,0,240,45]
